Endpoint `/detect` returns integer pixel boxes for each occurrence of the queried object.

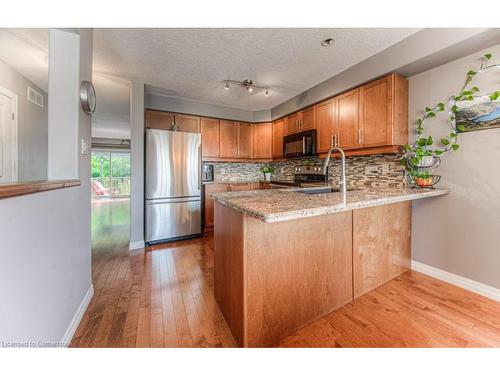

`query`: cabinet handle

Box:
[331,134,334,147]
[358,128,363,144]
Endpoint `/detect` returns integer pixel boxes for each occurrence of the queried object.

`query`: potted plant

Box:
[260,165,275,181]
[401,53,500,188]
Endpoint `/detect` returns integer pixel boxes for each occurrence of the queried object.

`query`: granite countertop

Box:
[212,186,450,223]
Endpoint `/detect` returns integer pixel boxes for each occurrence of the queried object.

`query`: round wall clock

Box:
[80,80,96,114]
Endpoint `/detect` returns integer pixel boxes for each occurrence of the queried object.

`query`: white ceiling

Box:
[92,73,131,139]
[93,28,420,111]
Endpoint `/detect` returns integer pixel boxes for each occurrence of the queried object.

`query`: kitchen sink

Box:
[297,187,359,195]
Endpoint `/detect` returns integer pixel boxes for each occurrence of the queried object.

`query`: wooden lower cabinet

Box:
[352,201,411,298]
[214,201,412,347]
[204,184,228,228]
[204,181,265,230]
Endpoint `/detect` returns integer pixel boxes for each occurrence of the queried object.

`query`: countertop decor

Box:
[401,52,500,187]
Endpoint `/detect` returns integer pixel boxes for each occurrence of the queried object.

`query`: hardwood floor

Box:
[71,214,500,347]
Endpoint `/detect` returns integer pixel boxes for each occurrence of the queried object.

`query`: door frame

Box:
[0,86,18,183]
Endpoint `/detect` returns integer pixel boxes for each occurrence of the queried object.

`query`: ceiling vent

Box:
[27,87,43,108]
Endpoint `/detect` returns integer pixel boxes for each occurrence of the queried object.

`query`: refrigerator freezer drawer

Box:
[146,197,201,242]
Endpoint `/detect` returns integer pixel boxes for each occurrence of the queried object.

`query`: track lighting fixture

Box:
[222,78,271,96]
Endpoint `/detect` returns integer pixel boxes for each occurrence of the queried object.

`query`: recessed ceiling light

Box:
[321,38,335,47]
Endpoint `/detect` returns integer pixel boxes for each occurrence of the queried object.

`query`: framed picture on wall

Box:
[456,99,500,133]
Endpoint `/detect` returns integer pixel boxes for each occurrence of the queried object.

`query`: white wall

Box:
[129,82,145,249]
[0,29,93,344]
[0,58,48,181]
[145,91,272,122]
[47,29,80,180]
[410,43,500,289]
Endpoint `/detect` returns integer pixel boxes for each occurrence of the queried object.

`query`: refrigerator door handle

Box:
[198,143,202,191]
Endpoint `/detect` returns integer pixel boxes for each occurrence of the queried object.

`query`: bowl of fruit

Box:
[412,171,441,188]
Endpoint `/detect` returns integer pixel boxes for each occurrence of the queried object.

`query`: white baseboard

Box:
[61,284,94,346]
[129,240,145,250]
[411,261,500,302]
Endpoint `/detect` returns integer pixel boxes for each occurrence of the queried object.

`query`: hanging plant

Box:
[401,53,500,187]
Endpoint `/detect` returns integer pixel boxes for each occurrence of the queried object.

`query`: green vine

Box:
[402,53,500,179]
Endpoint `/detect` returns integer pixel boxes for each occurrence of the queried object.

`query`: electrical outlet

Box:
[364,165,378,175]
[382,163,390,175]
[221,168,226,175]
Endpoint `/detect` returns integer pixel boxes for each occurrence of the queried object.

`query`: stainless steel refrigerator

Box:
[145,129,202,244]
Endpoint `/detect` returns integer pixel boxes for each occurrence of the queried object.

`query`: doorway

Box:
[0,87,18,184]
[91,150,131,252]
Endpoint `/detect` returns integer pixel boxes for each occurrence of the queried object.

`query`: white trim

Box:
[129,240,145,250]
[411,261,500,302]
[61,284,94,346]
[0,86,18,182]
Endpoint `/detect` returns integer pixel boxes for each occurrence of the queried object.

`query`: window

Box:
[91,151,130,198]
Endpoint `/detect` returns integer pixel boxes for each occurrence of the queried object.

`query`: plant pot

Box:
[264,172,271,181]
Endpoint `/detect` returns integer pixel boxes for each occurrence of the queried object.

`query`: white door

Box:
[0,88,17,184]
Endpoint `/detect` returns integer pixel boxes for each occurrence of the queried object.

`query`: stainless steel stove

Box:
[270,165,329,189]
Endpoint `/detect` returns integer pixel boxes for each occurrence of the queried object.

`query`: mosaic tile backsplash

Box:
[204,154,406,189]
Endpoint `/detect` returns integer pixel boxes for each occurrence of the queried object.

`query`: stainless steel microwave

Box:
[283,129,317,158]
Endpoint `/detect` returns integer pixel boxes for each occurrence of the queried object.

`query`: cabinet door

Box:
[336,88,360,150]
[204,184,228,227]
[299,106,315,131]
[353,201,411,298]
[145,109,175,130]
[229,183,251,191]
[285,113,299,135]
[272,119,285,159]
[253,122,272,159]
[201,118,220,157]
[219,120,238,157]
[315,99,335,153]
[176,114,200,133]
[237,122,254,158]
[359,75,392,148]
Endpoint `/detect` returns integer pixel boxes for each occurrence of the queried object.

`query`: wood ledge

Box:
[0,179,81,199]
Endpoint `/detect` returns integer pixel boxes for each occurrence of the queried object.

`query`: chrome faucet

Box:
[323,146,347,201]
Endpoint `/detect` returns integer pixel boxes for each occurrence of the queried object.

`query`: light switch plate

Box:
[81,138,90,155]
[364,165,378,175]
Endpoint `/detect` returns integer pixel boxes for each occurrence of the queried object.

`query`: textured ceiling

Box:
[93,28,420,111]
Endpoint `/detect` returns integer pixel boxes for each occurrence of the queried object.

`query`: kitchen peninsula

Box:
[212,187,449,347]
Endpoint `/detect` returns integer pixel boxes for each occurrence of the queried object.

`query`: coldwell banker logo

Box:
[1,341,68,347]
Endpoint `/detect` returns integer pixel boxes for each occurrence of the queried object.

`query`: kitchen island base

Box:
[214,200,411,347]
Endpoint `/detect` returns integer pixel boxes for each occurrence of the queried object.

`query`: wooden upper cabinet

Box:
[299,106,315,131]
[175,113,200,133]
[219,120,238,157]
[272,119,285,158]
[237,122,253,158]
[336,88,360,150]
[145,109,175,130]
[253,122,272,159]
[315,99,335,154]
[201,117,220,157]
[285,113,299,135]
[359,75,393,148]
